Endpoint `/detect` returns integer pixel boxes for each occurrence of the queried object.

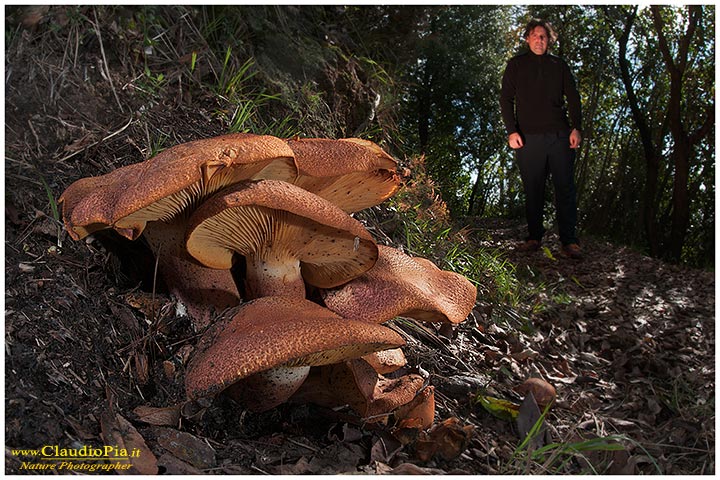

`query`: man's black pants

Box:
[516,132,578,246]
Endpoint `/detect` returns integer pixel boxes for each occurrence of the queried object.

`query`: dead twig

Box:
[92,8,124,113]
[55,114,133,165]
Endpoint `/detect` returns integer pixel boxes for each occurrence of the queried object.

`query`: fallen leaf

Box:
[134,351,150,385]
[63,133,95,153]
[154,427,216,470]
[414,417,474,462]
[369,431,403,465]
[273,456,313,475]
[475,394,520,420]
[100,412,158,475]
[157,452,203,475]
[389,462,447,474]
[516,392,547,450]
[133,404,181,427]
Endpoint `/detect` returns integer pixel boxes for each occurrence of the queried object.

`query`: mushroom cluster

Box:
[60,133,477,427]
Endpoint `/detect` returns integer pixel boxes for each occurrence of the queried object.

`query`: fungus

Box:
[286,137,402,213]
[362,348,407,375]
[394,385,436,430]
[514,377,557,409]
[321,245,477,325]
[184,179,378,299]
[59,133,296,327]
[291,358,427,424]
[60,133,296,241]
[184,297,405,412]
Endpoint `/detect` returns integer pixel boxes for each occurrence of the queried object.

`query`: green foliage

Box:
[350,5,713,267]
[393,6,515,216]
[42,5,712,267]
[38,174,60,223]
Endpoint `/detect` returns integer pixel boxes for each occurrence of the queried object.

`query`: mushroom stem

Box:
[224,366,311,412]
[143,220,241,329]
[244,255,305,299]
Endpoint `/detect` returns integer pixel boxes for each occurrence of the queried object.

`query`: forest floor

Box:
[5,8,715,475]
[5,197,715,475]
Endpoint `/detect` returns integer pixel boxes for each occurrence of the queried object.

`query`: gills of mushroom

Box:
[286,137,402,213]
[184,297,406,412]
[184,179,378,299]
[321,245,477,325]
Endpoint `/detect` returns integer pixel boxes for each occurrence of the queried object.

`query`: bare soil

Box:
[5,7,714,475]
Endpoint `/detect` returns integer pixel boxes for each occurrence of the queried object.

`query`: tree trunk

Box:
[417,62,431,154]
[650,5,701,261]
[617,6,661,256]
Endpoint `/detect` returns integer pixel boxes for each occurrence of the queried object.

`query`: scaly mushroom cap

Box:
[59,133,296,240]
[286,137,401,213]
[185,179,378,297]
[321,245,477,324]
[185,297,405,404]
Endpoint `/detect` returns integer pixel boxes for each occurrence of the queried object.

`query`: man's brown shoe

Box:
[561,243,582,259]
[516,239,541,252]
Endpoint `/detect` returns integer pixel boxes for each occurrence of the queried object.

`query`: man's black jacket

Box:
[500,50,582,136]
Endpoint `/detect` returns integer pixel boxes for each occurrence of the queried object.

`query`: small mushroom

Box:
[321,245,477,325]
[291,358,427,424]
[286,137,402,213]
[394,385,436,430]
[185,297,406,412]
[514,378,557,409]
[184,179,378,299]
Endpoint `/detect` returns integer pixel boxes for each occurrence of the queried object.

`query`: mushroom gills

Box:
[224,366,311,412]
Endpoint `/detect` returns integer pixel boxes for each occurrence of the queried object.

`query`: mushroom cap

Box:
[290,358,426,422]
[514,377,557,408]
[286,137,401,212]
[185,296,405,400]
[394,385,436,430]
[323,358,425,421]
[321,245,477,324]
[184,179,378,289]
[362,348,407,374]
[59,133,296,240]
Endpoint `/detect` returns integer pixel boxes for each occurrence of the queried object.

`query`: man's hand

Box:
[508,132,524,149]
[570,129,582,149]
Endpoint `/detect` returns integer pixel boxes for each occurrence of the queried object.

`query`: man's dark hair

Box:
[523,18,558,46]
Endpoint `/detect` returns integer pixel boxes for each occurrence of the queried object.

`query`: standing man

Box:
[500,18,583,259]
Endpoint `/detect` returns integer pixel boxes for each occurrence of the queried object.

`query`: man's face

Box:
[527,26,549,55]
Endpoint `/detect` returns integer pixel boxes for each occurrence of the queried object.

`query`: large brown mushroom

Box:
[185,296,406,412]
[60,133,296,241]
[184,179,378,299]
[59,133,296,327]
[286,137,402,213]
[321,245,477,325]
